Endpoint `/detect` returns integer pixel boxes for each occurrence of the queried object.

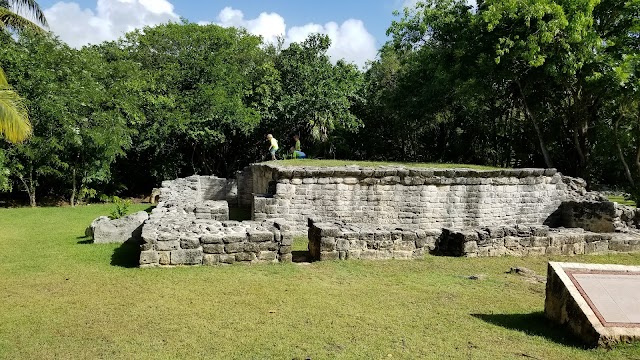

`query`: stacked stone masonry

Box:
[140,212,294,267]
[250,164,604,231]
[308,220,640,261]
[140,164,640,266]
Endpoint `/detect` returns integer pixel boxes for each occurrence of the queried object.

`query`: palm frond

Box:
[0,67,31,143]
[0,7,44,33]
[3,0,47,27]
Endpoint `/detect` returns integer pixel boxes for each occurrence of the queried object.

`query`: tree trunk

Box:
[614,115,635,187]
[18,165,37,207]
[70,167,76,207]
[516,80,554,168]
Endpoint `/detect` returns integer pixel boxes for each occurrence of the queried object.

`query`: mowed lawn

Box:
[2,206,640,359]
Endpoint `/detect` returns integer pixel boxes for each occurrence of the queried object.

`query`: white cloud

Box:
[215,6,286,45]
[44,0,179,47]
[43,2,377,67]
[214,7,377,68]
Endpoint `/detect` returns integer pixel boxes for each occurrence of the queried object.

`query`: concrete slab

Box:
[545,262,640,347]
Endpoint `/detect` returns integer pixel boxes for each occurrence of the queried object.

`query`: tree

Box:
[271,34,363,157]
[0,31,130,206]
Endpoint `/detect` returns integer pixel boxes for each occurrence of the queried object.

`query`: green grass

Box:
[273,159,503,170]
[2,205,640,359]
[608,195,636,207]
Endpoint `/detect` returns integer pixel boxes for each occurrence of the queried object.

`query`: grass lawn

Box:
[273,159,503,170]
[2,205,640,359]
[608,195,636,207]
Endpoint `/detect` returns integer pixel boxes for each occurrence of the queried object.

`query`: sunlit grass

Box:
[1,205,640,359]
[272,159,504,170]
[608,195,636,207]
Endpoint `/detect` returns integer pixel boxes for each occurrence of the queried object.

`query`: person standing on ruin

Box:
[267,134,279,160]
[291,134,306,159]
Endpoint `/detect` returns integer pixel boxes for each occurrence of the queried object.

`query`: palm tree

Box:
[0,0,45,143]
[0,0,47,33]
[0,66,31,143]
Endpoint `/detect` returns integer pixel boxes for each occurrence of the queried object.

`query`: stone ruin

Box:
[138,163,640,267]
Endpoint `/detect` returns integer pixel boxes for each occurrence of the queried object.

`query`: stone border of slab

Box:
[545,262,640,347]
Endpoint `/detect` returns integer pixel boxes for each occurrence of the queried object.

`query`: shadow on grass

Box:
[111,240,141,268]
[472,312,585,348]
[292,250,314,263]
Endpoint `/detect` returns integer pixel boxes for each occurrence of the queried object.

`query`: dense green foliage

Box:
[0,0,639,205]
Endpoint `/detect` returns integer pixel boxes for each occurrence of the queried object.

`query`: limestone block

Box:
[258,252,277,261]
[224,233,247,244]
[219,254,236,264]
[170,249,203,265]
[201,234,224,244]
[320,251,339,261]
[249,230,274,242]
[202,254,220,266]
[279,253,293,262]
[236,252,257,262]
[91,211,149,244]
[139,250,159,266]
[259,242,279,251]
[225,243,243,253]
[180,236,200,249]
[320,237,337,252]
[156,241,180,251]
[157,251,170,265]
[203,244,225,254]
[463,241,478,255]
[585,241,609,254]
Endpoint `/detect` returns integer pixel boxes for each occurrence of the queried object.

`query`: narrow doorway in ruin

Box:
[292,236,313,263]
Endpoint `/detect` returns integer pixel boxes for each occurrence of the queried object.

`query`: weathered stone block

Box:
[180,236,200,249]
[244,243,260,253]
[160,235,186,250]
[320,237,336,252]
[224,233,246,244]
[226,243,244,253]
[170,249,203,265]
[158,251,170,265]
[463,241,478,255]
[201,234,224,244]
[585,241,609,254]
[259,242,279,251]
[140,250,159,265]
[279,246,292,254]
[202,244,224,254]
[219,254,236,264]
[279,253,293,262]
[320,251,339,261]
[203,254,220,266]
[249,230,274,242]
[258,252,277,261]
[236,252,257,262]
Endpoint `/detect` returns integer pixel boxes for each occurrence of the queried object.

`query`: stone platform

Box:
[308,220,640,260]
[545,262,640,346]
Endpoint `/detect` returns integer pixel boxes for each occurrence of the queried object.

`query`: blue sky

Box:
[35,0,414,67]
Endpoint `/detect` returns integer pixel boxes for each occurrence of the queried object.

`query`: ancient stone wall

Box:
[308,219,440,261]
[561,201,640,233]
[139,206,293,267]
[160,175,238,207]
[251,164,597,231]
[309,221,640,260]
